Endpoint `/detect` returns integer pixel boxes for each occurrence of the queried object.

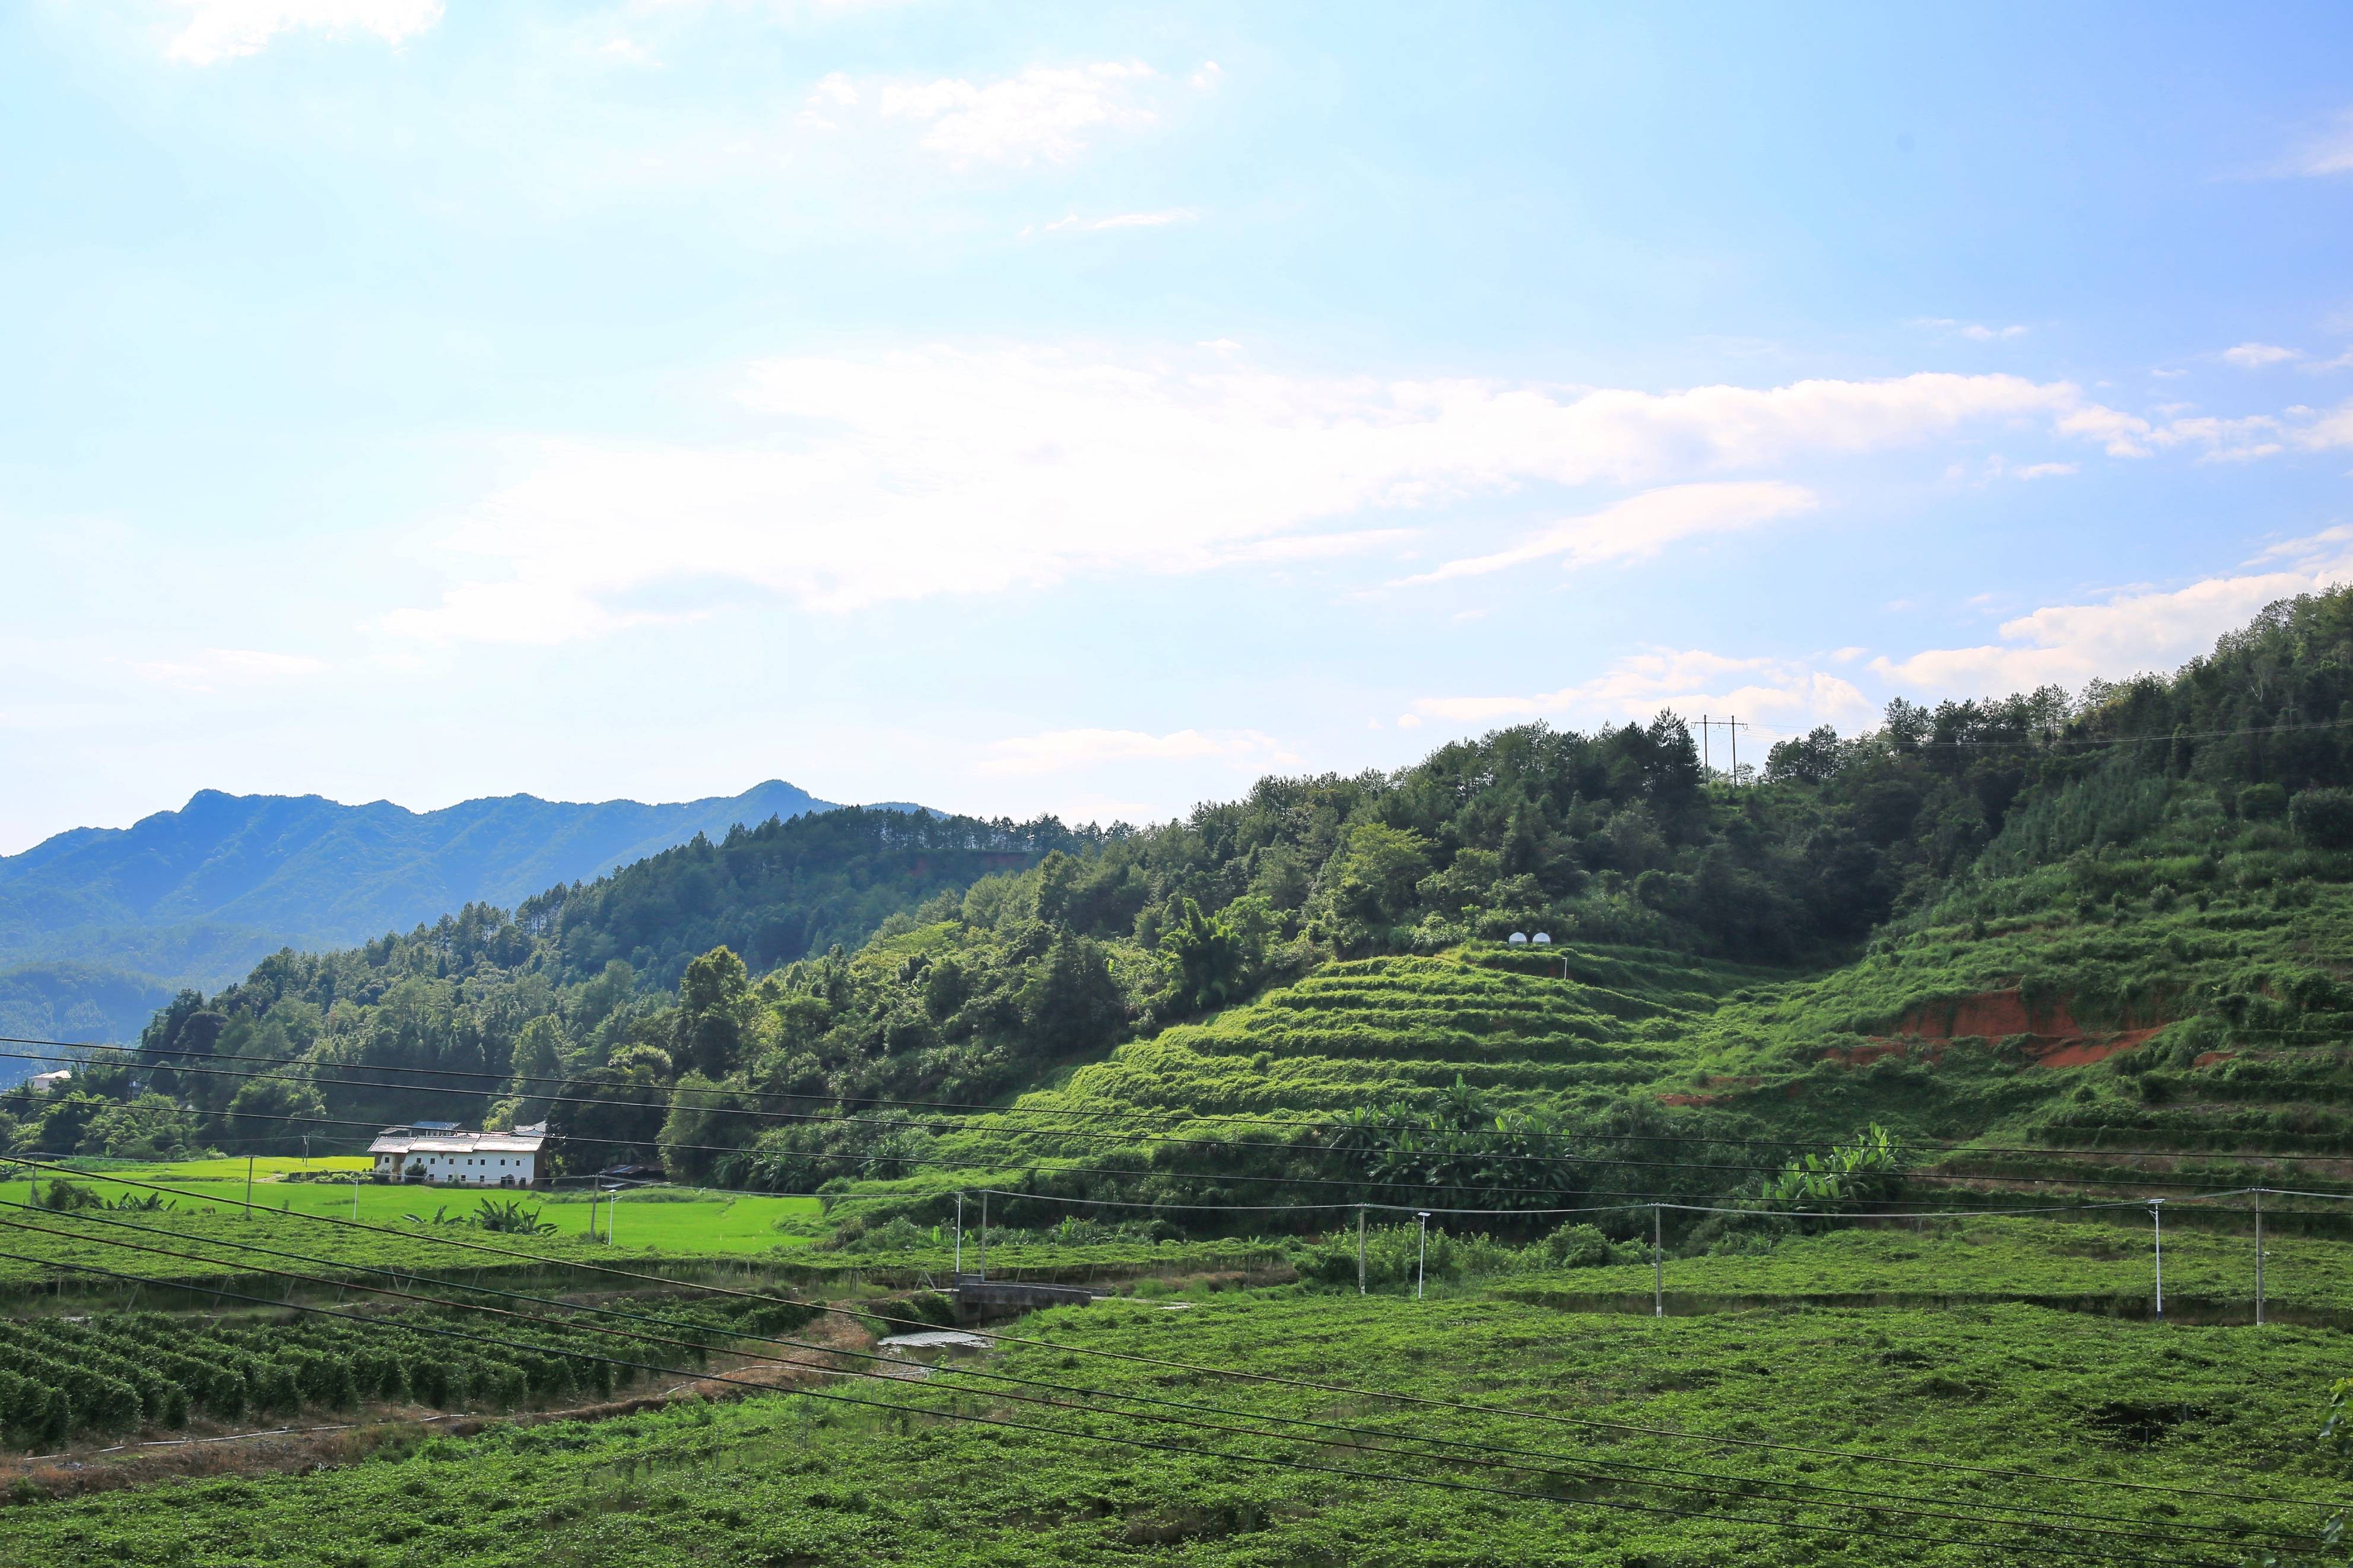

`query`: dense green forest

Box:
[11,590,2353,1206]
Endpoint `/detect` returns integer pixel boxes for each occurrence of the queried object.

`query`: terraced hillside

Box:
[1661,823,2353,1167]
[1012,946,1770,1119]
[932,834,2353,1207]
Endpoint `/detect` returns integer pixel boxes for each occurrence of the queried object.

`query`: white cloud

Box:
[1870,538,2353,695]
[1033,208,1199,236]
[2222,342,2301,368]
[1398,481,1816,584]
[382,348,2166,645]
[2279,110,2353,177]
[980,727,1299,777]
[2294,400,2353,450]
[1910,318,2028,342]
[2252,524,2353,562]
[1190,61,1223,91]
[860,61,1161,167]
[1958,454,2081,485]
[1082,208,1196,230]
[164,0,443,65]
[2048,397,2353,463]
[129,647,329,692]
[796,71,859,130]
[1403,648,1875,740]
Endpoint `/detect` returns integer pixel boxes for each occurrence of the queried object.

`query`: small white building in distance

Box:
[367,1124,548,1187]
[26,1068,73,1095]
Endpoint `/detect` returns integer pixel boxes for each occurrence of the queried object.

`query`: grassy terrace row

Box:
[1002,950,1718,1122]
[7,1290,2347,1566]
[0,1190,1288,1303]
[1,1181,2343,1322]
[993,867,2353,1162]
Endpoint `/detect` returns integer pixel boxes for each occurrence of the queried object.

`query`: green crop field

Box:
[0,1176,1292,1300]
[0,1302,730,1449]
[99,1157,375,1181]
[6,1287,2348,1566]
[0,1175,830,1297]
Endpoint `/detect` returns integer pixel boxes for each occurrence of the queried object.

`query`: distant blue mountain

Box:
[0,781,891,1061]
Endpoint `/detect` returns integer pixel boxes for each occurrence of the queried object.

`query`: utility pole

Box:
[1652,1204,1663,1317]
[1357,1206,1367,1296]
[1695,716,1751,785]
[977,1190,988,1281]
[244,1153,255,1219]
[1415,1212,1431,1301]
[2254,1191,2265,1327]
[609,1182,620,1247]
[2151,1200,2164,1324]
[955,1191,966,1278]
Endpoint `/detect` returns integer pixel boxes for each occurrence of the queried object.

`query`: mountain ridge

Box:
[0,778,923,1051]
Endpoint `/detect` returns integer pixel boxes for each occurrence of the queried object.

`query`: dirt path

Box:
[0,1312,884,1502]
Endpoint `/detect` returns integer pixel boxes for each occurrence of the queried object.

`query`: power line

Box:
[1920,715,2353,750]
[1791,714,2353,755]
[4,1094,2306,1216]
[10,1198,2298,1553]
[0,1214,2293,1563]
[22,1032,2353,1167]
[7,1092,2272,1207]
[0,1047,1818,1182]
[0,1229,2193,1566]
[10,1153,2343,1518]
[11,1044,2330,1200]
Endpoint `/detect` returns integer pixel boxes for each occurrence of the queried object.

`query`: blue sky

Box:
[4,1,2352,852]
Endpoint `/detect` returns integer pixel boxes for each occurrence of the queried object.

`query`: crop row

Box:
[0,1299,776,1449]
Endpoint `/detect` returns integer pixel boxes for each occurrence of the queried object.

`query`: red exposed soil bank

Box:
[1901,989,2061,1040]
[1852,988,2169,1070]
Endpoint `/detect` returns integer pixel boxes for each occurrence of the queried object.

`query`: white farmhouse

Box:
[367,1124,548,1187]
[26,1068,73,1095]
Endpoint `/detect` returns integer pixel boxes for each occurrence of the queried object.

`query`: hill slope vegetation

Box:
[23,590,2353,1209]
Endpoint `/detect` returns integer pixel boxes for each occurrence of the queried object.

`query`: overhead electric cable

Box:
[0,1219,2282,1564]
[7,1199,2290,1551]
[20,1033,2352,1166]
[8,1154,2339,1516]
[4,1047,2312,1199]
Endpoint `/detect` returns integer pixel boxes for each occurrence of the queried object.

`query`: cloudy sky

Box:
[4,1,2352,851]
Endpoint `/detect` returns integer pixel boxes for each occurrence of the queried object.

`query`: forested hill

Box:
[62,807,1077,1149]
[0,778,916,1063]
[16,591,2353,1185]
[0,778,875,982]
